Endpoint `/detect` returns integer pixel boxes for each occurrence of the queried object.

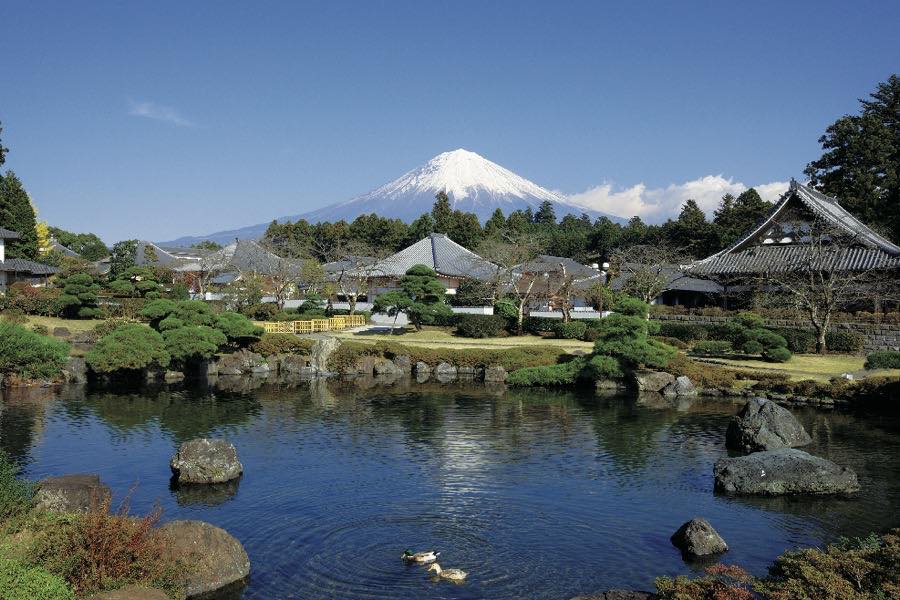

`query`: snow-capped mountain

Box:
[162,149,622,246]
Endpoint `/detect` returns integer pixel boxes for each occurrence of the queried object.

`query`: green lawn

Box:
[328,326,594,352]
[698,353,900,381]
[24,315,106,334]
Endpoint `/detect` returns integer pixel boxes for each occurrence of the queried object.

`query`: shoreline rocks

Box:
[33,474,111,513]
[571,592,657,600]
[726,398,812,453]
[714,448,860,496]
[170,439,243,484]
[670,518,727,558]
[160,520,250,599]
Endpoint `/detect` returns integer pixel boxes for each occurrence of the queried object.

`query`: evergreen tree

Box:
[372,264,451,330]
[109,240,138,279]
[431,191,453,233]
[484,208,507,238]
[668,199,716,258]
[0,171,39,259]
[407,213,435,243]
[448,210,483,248]
[805,74,900,241]
[534,200,557,225]
[48,227,109,261]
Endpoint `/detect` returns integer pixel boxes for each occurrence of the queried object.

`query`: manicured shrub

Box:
[56,273,103,319]
[85,324,170,374]
[825,330,865,353]
[506,357,586,386]
[586,354,624,380]
[242,302,280,320]
[774,328,817,353]
[591,300,676,378]
[734,311,766,329]
[449,278,493,307]
[522,316,557,334]
[706,321,746,344]
[656,322,709,342]
[0,322,70,380]
[90,319,132,342]
[162,325,226,364]
[740,328,788,351]
[864,351,900,370]
[0,558,74,600]
[762,346,792,363]
[692,340,733,356]
[251,333,316,356]
[740,340,764,355]
[551,320,587,340]
[215,312,264,345]
[455,314,507,338]
[0,450,33,520]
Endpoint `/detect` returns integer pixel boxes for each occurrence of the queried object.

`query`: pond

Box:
[2,381,899,599]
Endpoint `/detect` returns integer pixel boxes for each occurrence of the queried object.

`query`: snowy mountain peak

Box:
[369,148,565,207]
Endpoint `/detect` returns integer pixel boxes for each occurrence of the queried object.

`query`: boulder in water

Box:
[160,520,250,599]
[670,518,728,558]
[726,398,812,452]
[714,448,859,495]
[170,439,243,484]
[632,370,675,393]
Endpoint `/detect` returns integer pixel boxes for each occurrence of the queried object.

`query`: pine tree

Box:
[431,191,453,233]
[0,171,39,259]
[484,208,507,238]
[534,200,556,225]
[805,74,900,242]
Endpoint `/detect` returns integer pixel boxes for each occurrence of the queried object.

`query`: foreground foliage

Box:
[0,451,33,521]
[0,321,69,381]
[0,557,74,600]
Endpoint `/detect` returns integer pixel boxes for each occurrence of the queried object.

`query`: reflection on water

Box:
[2,381,899,600]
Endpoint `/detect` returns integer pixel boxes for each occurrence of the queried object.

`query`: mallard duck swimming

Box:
[427,563,467,581]
[401,549,439,563]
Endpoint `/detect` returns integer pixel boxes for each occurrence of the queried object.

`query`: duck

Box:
[401,549,440,563]
[427,563,467,582]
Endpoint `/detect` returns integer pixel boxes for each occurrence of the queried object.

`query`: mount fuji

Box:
[163,149,622,246]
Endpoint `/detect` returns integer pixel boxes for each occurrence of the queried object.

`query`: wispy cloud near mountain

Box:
[566,175,789,223]
[127,100,195,127]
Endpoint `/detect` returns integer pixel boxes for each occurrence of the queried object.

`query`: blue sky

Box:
[1,0,898,242]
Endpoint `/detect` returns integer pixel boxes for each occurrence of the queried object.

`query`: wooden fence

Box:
[262,314,367,334]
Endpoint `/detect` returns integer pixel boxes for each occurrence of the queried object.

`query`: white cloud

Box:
[127,100,195,127]
[566,175,789,222]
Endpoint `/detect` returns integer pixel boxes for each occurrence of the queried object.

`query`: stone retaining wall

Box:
[650,314,900,353]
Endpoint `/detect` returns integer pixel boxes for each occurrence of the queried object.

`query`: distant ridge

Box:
[161,149,624,246]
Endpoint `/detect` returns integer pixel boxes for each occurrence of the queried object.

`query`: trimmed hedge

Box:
[825,330,865,353]
[762,346,792,363]
[656,322,709,342]
[0,322,70,381]
[507,357,586,387]
[521,316,557,334]
[865,351,900,370]
[551,321,588,340]
[326,341,567,372]
[774,328,817,353]
[692,340,732,356]
[85,324,170,374]
[455,314,507,338]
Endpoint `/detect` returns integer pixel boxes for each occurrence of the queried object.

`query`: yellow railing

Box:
[262,314,366,334]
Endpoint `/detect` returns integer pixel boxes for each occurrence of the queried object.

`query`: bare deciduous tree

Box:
[477,235,541,335]
[609,244,687,305]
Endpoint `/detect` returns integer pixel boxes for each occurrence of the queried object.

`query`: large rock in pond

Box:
[170,439,243,484]
[632,369,675,393]
[90,586,169,600]
[160,520,250,599]
[670,518,728,558]
[309,336,340,372]
[571,592,657,600]
[726,398,812,453]
[34,474,111,513]
[714,448,859,496]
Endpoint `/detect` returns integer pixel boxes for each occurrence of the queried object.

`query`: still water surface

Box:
[1,381,899,599]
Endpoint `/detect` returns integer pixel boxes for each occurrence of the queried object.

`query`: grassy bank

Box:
[328,326,594,352]
[697,353,900,382]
